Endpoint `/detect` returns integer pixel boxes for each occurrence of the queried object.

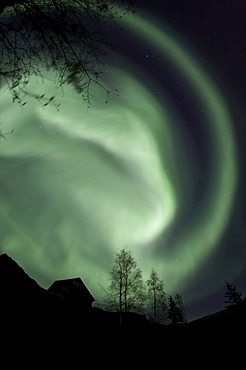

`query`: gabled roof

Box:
[48,277,95,302]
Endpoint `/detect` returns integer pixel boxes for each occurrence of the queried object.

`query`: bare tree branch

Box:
[0,0,135,107]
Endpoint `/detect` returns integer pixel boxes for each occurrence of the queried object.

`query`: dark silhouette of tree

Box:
[224,280,242,307]
[146,268,167,324]
[101,248,146,331]
[174,294,187,323]
[167,294,186,324]
[0,0,135,107]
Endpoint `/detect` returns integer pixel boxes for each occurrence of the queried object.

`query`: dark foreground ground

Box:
[1,254,245,366]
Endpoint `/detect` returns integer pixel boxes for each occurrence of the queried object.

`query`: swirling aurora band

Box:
[0,9,238,303]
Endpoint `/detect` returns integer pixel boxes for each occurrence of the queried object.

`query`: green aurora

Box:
[0,10,240,305]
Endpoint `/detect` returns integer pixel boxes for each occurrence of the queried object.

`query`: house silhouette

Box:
[48,277,95,310]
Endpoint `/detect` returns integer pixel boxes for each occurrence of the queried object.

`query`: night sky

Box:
[0,0,245,321]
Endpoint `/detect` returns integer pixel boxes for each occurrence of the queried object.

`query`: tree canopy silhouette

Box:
[0,0,135,106]
[146,268,167,324]
[101,249,145,317]
[224,280,242,307]
[167,294,186,324]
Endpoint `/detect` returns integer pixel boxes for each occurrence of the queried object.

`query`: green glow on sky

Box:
[0,10,238,302]
[119,12,238,295]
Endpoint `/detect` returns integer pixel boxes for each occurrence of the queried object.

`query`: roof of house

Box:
[48,277,95,303]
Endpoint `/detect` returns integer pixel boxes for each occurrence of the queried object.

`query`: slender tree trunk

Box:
[122,275,128,345]
[119,277,123,345]
[153,287,157,347]
[153,286,157,323]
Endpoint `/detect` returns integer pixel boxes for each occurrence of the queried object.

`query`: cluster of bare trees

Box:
[100,249,244,331]
[100,248,187,327]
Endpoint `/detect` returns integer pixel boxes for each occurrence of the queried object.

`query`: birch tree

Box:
[101,248,146,326]
[146,268,167,324]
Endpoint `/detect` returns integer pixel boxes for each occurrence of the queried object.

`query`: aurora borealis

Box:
[0,0,245,320]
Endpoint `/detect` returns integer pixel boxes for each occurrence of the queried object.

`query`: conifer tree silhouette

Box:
[224,280,242,307]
